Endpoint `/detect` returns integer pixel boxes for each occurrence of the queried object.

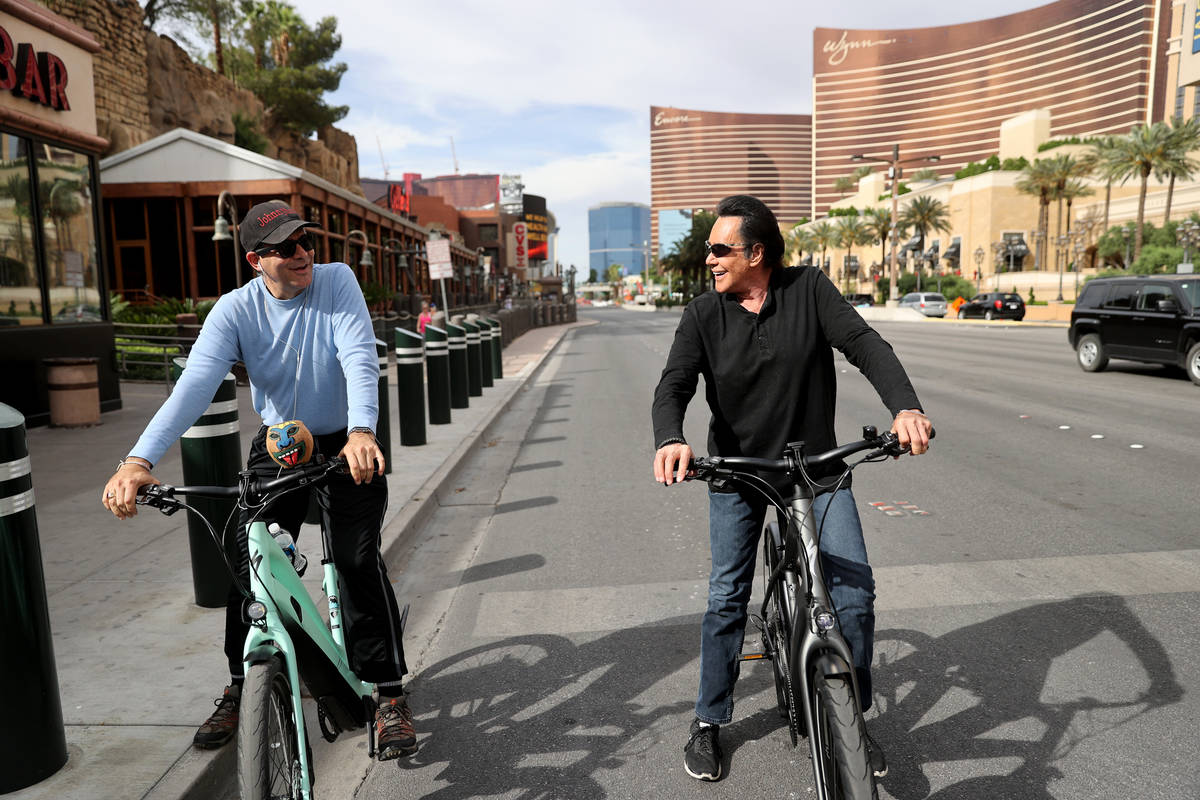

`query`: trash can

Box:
[44,357,100,427]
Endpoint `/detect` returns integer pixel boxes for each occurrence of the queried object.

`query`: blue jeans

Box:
[696,487,876,724]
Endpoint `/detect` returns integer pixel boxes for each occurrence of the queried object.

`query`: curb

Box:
[164,321,585,800]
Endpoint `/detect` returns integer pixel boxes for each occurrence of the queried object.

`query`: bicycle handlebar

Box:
[688,425,935,482]
[137,456,347,513]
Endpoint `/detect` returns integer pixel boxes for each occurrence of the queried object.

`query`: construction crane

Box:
[376,134,389,180]
[449,136,460,174]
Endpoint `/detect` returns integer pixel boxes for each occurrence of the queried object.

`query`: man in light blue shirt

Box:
[101,201,416,760]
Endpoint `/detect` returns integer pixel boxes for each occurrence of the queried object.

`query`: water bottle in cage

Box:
[268,523,308,577]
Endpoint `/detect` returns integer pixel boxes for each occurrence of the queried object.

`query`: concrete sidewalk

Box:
[7,320,587,800]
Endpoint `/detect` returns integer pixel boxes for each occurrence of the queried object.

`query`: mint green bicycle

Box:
[138,455,402,800]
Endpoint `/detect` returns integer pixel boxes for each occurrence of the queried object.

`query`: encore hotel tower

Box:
[649,106,811,259]
[811,0,1171,216]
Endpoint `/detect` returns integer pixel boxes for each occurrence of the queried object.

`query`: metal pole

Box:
[888,144,900,304]
[440,276,450,316]
[423,324,452,425]
[172,358,239,607]
[444,321,469,409]
[463,320,483,398]
[374,340,392,474]
[0,404,68,793]
[394,327,427,445]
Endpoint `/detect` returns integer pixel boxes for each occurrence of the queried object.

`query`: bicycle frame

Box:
[243,518,375,800]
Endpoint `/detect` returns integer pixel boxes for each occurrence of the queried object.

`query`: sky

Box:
[287,0,1052,272]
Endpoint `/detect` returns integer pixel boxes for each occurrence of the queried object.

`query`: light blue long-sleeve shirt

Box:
[129,262,378,466]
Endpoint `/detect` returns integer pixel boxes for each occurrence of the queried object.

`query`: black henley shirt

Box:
[651,266,923,489]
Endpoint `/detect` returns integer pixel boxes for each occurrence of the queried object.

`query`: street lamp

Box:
[1175,219,1200,269]
[851,146,940,305]
[1121,222,1134,268]
[212,190,243,287]
[346,229,374,275]
[1072,240,1084,299]
[973,246,985,296]
[1055,233,1069,301]
[992,241,1009,290]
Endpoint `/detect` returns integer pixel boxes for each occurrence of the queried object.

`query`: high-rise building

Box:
[588,202,651,278]
[811,0,1170,215]
[649,106,812,257]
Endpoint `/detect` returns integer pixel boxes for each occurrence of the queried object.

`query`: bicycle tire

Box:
[763,525,801,744]
[812,673,876,800]
[238,655,302,800]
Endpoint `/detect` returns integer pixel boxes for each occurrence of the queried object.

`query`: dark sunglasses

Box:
[256,232,315,258]
[704,241,750,258]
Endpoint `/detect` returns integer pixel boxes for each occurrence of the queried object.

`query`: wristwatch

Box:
[348,426,377,441]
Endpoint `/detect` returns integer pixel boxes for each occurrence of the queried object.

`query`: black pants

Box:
[223,427,407,684]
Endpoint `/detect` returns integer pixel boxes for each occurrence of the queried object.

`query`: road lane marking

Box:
[468,550,1200,635]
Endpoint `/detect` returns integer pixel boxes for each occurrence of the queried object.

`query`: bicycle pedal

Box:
[738,651,771,662]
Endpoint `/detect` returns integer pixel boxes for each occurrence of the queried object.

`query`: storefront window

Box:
[0,133,42,325]
[40,144,101,323]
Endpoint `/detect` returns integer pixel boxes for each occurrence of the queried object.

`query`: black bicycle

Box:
[689,426,929,800]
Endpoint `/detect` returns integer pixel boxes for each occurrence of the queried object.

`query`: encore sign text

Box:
[0,25,71,111]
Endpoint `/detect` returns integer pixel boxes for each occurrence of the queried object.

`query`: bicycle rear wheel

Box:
[812,673,876,800]
[239,655,302,800]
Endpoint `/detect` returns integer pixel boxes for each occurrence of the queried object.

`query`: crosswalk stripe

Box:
[469,550,1200,636]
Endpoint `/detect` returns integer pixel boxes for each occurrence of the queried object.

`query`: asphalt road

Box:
[356,308,1198,800]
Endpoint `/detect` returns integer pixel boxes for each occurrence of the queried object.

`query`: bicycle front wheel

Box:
[813,673,876,800]
[238,655,302,800]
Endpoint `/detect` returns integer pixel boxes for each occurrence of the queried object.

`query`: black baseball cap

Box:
[240,200,321,252]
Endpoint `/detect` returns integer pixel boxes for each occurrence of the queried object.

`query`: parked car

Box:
[1068,274,1200,385]
[898,291,947,317]
[843,293,875,307]
[957,292,1025,321]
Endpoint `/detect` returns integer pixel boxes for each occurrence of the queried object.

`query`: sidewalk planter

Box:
[44,357,101,428]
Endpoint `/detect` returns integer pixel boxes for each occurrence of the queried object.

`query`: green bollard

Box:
[172,358,239,608]
[424,325,452,425]
[375,340,393,474]
[488,317,503,380]
[394,327,427,445]
[463,320,483,397]
[445,321,469,409]
[476,317,494,388]
[0,403,68,793]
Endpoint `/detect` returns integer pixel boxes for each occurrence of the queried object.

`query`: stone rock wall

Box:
[44,0,151,154]
[44,0,363,194]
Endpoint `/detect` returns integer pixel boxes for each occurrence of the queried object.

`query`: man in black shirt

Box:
[651,195,932,782]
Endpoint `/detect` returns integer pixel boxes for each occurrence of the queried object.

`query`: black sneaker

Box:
[683,718,722,781]
[865,731,888,778]
[193,684,240,749]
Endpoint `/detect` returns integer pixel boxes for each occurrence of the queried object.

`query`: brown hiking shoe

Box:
[375,696,417,760]
[193,684,240,749]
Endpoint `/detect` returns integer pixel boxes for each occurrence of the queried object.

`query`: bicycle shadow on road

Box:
[869,593,1183,799]
[397,618,700,799]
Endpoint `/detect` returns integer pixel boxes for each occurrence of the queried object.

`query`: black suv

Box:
[1068,274,1200,385]
[956,292,1025,320]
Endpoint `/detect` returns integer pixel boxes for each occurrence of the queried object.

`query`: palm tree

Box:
[1105,121,1180,261]
[1016,159,1059,271]
[899,195,951,284]
[787,226,816,266]
[862,207,894,278]
[832,176,856,196]
[811,221,838,276]
[1160,116,1200,224]
[1088,135,1123,235]
[1044,153,1096,275]
[834,215,872,292]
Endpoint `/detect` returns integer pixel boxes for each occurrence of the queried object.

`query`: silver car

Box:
[899,291,948,318]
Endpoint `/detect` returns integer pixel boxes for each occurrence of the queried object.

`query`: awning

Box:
[1007,237,1031,258]
[922,241,940,260]
[942,242,961,260]
[902,235,922,252]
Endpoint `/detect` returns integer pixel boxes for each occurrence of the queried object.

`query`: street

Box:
[357,307,1198,799]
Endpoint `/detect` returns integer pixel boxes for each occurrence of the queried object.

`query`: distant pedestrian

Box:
[100,200,417,761]
[418,299,433,333]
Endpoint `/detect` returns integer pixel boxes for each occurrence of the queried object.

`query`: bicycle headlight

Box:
[247,601,268,621]
[815,610,837,632]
